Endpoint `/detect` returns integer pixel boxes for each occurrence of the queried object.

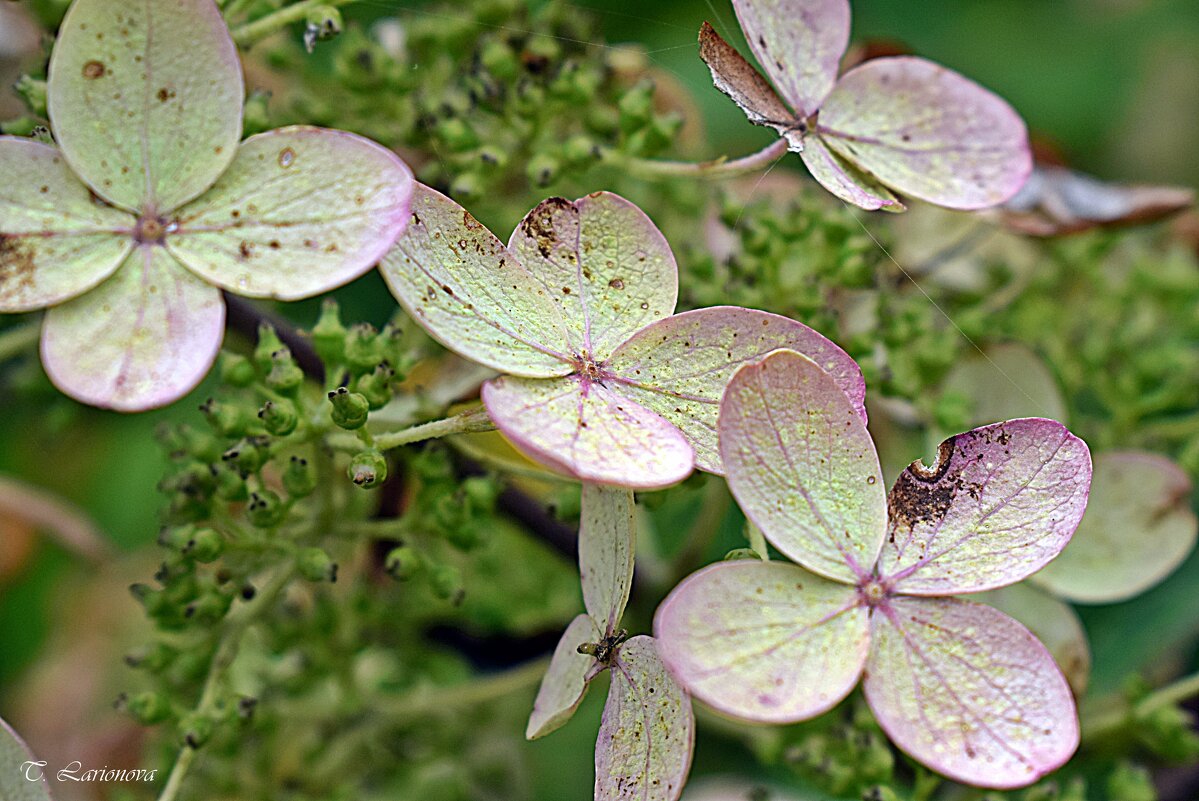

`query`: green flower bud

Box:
[1107,763,1155,801]
[199,397,250,438]
[526,153,560,187]
[384,545,423,580]
[247,491,285,528]
[283,456,317,498]
[356,363,395,410]
[13,75,47,117]
[618,80,654,134]
[218,352,256,387]
[430,563,463,602]
[722,547,764,562]
[182,527,224,563]
[586,105,620,136]
[312,298,347,367]
[222,436,269,474]
[125,641,178,673]
[211,464,248,501]
[297,547,338,583]
[254,324,285,372]
[124,691,172,725]
[303,6,343,53]
[562,134,600,166]
[348,449,388,489]
[258,398,298,436]
[328,386,370,430]
[184,590,234,625]
[450,171,485,202]
[344,323,385,372]
[175,424,223,463]
[476,145,509,172]
[158,524,196,552]
[480,38,518,80]
[437,117,480,153]
[445,520,483,550]
[462,476,499,512]
[179,712,214,749]
[266,348,305,395]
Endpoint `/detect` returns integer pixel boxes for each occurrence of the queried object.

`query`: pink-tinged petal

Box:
[607,307,866,474]
[41,246,224,411]
[482,375,694,490]
[719,349,886,584]
[47,0,243,212]
[527,614,602,739]
[597,636,694,801]
[580,484,636,635]
[732,0,850,117]
[1003,165,1195,237]
[697,22,801,143]
[1,716,53,801]
[865,596,1078,789]
[818,57,1032,210]
[800,135,904,211]
[654,561,867,723]
[1032,452,1196,604]
[879,419,1092,595]
[380,184,574,377]
[0,138,134,311]
[976,584,1090,696]
[169,127,413,300]
[508,193,677,362]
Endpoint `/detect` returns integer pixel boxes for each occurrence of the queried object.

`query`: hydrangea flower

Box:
[527,484,693,801]
[698,0,1031,210]
[654,349,1093,788]
[380,184,863,488]
[0,0,413,410]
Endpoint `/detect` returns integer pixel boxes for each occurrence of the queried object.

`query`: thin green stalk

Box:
[376,657,549,721]
[0,321,40,362]
[156,566,296,801]
[1082,669,1199,742]
[327,407,495,453]
[231,0,357,47]
[612,138,789,181]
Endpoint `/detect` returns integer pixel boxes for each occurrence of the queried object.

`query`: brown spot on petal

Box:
[156,87,176,102]
[82,61,105,79]
[0,234,37,292]
[278,148,296,168]
[608,278,624,289]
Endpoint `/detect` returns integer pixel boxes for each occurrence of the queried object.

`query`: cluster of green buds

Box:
[260,0,683,202]
[383,445,503,603]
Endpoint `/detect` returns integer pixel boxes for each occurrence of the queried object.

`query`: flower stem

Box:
[1082,669,1199,742]
[0,321,40,363]
[327,407,496,453]
[377,657,549,721]
[156,566,296,801]
[231,0,357,47]
[610,138,789,181]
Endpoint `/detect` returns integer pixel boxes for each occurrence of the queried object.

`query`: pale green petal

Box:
[818,57,1031,210]
[41,246,224,411]
[976,584,1091,696]
[380,184,573,377]
[580,484,636,635]
[654,560,867,723]
[170,127,414,300]
[482,375,694,490]
[0,138,133,311]
[719,349,886,584]
[941,343,1067,428]
[1032,452,1197,604]
[606,307,866,474]
[0,717,52,801]
[879,419,1092,595]
[527,614,601,739]
[865,597,1078,789]
[508,193,677,361]
[801,135,903,211]
[597,636,694,801]
[47,0,243,212]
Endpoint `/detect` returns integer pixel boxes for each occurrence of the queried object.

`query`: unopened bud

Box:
[258,398,298,436]
[247,490,284,528]
[348,449,388,488]
[297,547,338,583]
[283,456,317,498]
[328,386,369,430]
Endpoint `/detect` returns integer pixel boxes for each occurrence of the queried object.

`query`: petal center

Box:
[134,214,176,246]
